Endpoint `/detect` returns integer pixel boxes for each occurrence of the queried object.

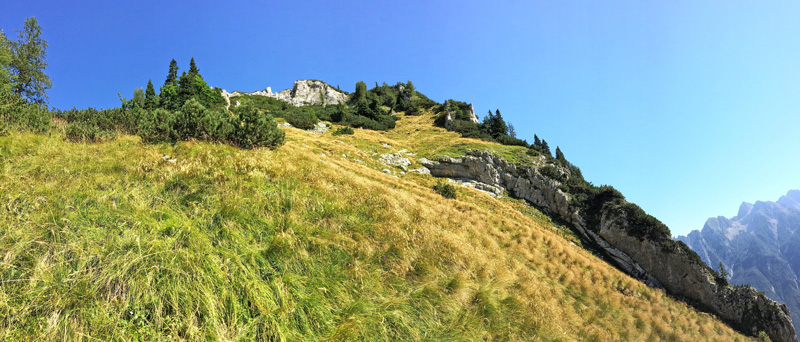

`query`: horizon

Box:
[3,1,799,236]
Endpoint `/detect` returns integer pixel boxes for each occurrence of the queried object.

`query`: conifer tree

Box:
[555,146,566,163]
[352,81,367,103]
[189,57,199,75]
[144,79,157,109]
[541,139,552,157]
[164,59,179,86]
[534,134,541,146]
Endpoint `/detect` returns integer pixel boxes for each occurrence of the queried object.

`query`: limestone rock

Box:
[421,150,797,342]
[222,80,348,108]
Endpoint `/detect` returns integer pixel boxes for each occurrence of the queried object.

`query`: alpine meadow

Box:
[2,4,798,342]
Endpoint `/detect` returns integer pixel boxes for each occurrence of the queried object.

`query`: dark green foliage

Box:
[435,101,528,148]
[0,93,51,133]
[483,109,509,139]
[145,79,157,109]
[352,81,367,103]
[230,102,285,149]
[65,120,116,142]
[555,146,566,163]
[331,126,354,136]
[433,180,457,199]
[283,107,318,130]
[164,59,179,86]
[716,262,731,287]
[9,17,51,104]
[189,57,199,75]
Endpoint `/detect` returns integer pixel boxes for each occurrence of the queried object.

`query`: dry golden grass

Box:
[0,112,755,341]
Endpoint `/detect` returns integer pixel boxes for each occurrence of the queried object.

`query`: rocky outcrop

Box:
[421,150,797,342]
[222,80,348,108]
[678,190,800,334]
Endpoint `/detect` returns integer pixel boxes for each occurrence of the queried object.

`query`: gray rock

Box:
[382,169,392,174]
[421,150,797,342]
[221,80,347,108]
[678,190,800,335]
[379,152,411,170]
[410,167,430,175]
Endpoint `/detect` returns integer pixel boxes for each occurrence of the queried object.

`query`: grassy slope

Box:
[0,112,752,341]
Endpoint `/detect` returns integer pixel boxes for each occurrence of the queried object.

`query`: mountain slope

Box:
[0,112,756,341]
[678,190,800,333]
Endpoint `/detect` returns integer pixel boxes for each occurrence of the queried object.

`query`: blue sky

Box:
[3,1,799,236]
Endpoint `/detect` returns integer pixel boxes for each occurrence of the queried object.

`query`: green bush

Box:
[331,127,354,136]
[283,108,318,130]
[65,121,116,143]
[231,103,285,149]
[433,180,457,199]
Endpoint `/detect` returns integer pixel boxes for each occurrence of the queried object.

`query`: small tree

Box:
[718,262,729,279]
[188,57,199,75]
[232,102,284,149]
[352,80,367,103]
[555,146,566,163]
[541,139,552,158]
[145,79,157,109]
[10,17,51,104]
[508,123,516,138]
[164,59,179,86]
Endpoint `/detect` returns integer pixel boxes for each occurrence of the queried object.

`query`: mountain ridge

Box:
[678,190,800,335]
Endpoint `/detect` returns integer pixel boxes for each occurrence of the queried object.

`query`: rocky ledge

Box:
[223,80,348,108]
[421,150,797,342]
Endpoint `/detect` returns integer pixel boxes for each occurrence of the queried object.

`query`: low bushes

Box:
[433,180,457,199]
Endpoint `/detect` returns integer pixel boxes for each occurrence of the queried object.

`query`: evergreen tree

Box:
[144,79,157,109]
[534,134,541,146]
[352,80,367,103]
[541,139,552,157]
[508,123,516,138]
[490,109,508,138]
[164,59,178,86]
[555,146,566,163]
[188,57,199,75]
[9,17,51,104]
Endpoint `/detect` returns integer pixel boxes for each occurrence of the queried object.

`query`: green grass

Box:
[0,117,755,341]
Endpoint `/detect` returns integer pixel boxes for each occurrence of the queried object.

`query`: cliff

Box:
[421,151,797,342]
[678,190,800,334]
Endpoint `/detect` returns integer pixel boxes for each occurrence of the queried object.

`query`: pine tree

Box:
[188,57,199,75]
[541,139,552,157]
[10,17,51,104]
[534,134,541,146]
[490,109,508,138]
[555,146,566,163]
[145,79,157,109]
[164,59,179,86]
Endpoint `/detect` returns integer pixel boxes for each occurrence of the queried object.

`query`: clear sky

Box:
[3,1,799,236]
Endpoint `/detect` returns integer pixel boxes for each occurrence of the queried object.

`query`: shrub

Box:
[331,126,354,136]
[65,121,115,143]
[230,103,284,149]
[433,180,457,199]
[283,108,318,130]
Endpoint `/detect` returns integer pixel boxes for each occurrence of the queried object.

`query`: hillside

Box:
[0,111,757,341]
[678,191,800,333]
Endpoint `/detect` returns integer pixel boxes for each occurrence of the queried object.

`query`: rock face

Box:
[678,190,800,334]
[421,151,797,342]
[442,103,480,131]
[223,80,348,108]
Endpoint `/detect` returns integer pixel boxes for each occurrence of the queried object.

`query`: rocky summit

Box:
[223,79,348,108]
[679,190,800,335]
